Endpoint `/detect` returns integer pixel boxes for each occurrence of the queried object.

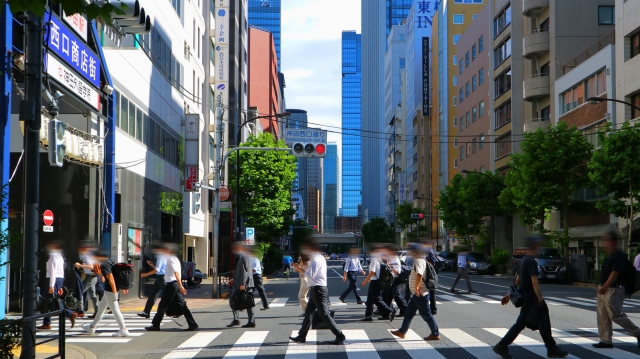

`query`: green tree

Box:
[229,132,297,236]
[590,121,640,254]
[361,217,395,244]
[499,121,593,255]
[9,0,127,21]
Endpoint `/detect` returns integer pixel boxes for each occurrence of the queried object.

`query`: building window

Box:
[453,14,464,24]
[460,114,465,130]
[540,106,550,122]
[479,100,485,117]
[466,112,471,128]
[170,0,181,17]
[494,37,512,67]
[453,55,457,65]
[460,145,465,160]
[479,68,484,85]
[465,51,470,67]
[454,34,461,44]
[631,33,640,59]
[496,133,512,158]
[466,82,470,98]
[633,93,640,119]
[598,6,614,25]
[454,158,458,168]
[454,117,458,127]
[460,88,464,103]
[472,106,477,122]
[454,138,458,147]
[495,68,512,98]
[453,96,458,106]
[494,4,511,38]
[495,101,512,129]
[584,121,607,148]
[472,75,477,91]
[560,69,607,114]
[479,133,485,149]
[473,14,477,20]
[453,76,457,86]
[479,35,484,52]
[459,59,464,74]
[472,44,477,60]
[472,138,477,154]
[399,58,406,68]
[455,0,483,3]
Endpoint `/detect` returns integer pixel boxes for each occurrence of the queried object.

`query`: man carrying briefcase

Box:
[228,241,256,328]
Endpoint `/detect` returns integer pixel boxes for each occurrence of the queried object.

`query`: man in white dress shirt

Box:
[251,248,270,310]
[290,239,346,345]
[339,247,365,304]
[38,240,75,330]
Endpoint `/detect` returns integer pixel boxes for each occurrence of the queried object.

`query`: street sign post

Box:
[246,227,255,245]
[284,128,328,158]
[43,210,54,226]
[185,165,198,191]
[219,185,230,201]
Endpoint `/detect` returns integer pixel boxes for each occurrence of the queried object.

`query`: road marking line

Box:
[66,338,131,343]
[387,329,446,359]
[484,295,565,306]
[484,328,579,359]
[439,328,497,359]
[552,329,639,359]
[459,294,500,304]
[331,268,344,278]
[438,274,509,288]
[436,294,474,304]
[579,328,638,344]
[162,332,222,359]
[342,329,381,359]
[270,298,289,307]
[285,330,316,359]
[546,297,595,307]
[223,330,268,359]
[329,296,347,306]
[569,297,632,308]
[97,332,144,337]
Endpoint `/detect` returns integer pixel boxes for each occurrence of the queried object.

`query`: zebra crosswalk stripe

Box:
[552,329,639,359]
[579,328,638,344]
[162,332,221,359]
[436,294,474,304]
[459,293,500,304]
[284,330,317,359]
[329,297,347,306]
[342,329,380,359]
[223,330,268,359]
[546,297,595,307]
[270,298,288,307]
[569,297,633,308]
[387,329,446,359]
[438,328,496,359]
[484,327,580,359]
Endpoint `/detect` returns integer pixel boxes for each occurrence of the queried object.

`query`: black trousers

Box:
[340,271,362,302]
[152,281,197,328]
[143,275,166,314]
[365,280,394,318]
[499,298,557,348]
[383,279,408,312]
[298,286,342,338]
[253,273,269,309]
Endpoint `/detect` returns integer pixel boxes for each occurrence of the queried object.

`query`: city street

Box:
[38,261,640,359]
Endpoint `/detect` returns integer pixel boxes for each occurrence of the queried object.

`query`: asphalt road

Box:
[47,260,640,358]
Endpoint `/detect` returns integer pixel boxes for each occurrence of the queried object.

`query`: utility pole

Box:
[211,95,223,298]
[21,12,43,359]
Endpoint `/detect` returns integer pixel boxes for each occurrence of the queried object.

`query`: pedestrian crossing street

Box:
[117,327,640,359]
[36,313,173,344]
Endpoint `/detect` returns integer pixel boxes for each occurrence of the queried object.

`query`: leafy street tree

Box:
[289,218,312,251]
[590,121,640,253]
[396,202,428,241]
[9,0,127,21]
[361,217,395,244]
[229,132,297,238]
[499,121,593,256]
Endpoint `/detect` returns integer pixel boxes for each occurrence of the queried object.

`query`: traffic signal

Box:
[113,0,151,34]
[192,190,201,214]
[48,119,66,167]
[410,213,424,219]
[292,142,326,158]
[308,225,317,229]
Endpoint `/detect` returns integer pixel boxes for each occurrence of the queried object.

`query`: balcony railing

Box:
[523,0,549,17]
[562,30,615,75]
[523,74,550,101]
[523,29,549,59]
[524,118,550,132]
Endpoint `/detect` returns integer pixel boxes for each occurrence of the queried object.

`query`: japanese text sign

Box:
[284,128,327,145]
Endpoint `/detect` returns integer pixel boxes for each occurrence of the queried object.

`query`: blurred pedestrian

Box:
[339,247,365,304]
[137,243,167,318]
[382,244,408,316]
[38,240,75,330]
[227,241,256,328]
[361,244,396,322]
[450,251,476,294]
[424,243,439,315]
[252,248,270,310]
[293,253,310,313]
[74,241,99,318]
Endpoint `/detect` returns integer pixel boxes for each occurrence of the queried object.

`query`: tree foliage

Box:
[499,122,593,254]
[8,0,127,21]
[361,217,395,244]
[229,132,297,236]
[438,171,504,238]
[396,202,424,230]
[589,121,640,253]
[290,218,312,251]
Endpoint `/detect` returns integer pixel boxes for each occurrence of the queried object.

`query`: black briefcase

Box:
[311,310,336,329]
[166,297,187,318]
[233,290,255,311]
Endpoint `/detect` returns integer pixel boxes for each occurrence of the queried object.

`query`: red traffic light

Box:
[315,143,326,155]
[308,225,317,229]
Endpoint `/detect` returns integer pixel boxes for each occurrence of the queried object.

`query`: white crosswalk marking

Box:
[270,298,289,307]
[459,293,500,304]
[436,294,473,304]
[546,297,595,307]
[329,296,348,306]
[438,328,497,359]
[569,297,633,308]
[162,332,221,359]
[552,329,639,359]
[484,328,579,359]
[66,338,131,343]
[285,330,317,359]
[342,329,380,359]
[579,328,638,344]
[388,329,446,359]
[623,298,640,305]
[223,331,268,359]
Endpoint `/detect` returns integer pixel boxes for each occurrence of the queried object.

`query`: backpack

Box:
[398,260,412,283]
[112,263,135,290]
[422,261,438,291]
[378,261,394,290]
[622,257,639,298]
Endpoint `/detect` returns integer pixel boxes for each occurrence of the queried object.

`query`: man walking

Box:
[137,243,167,318]
[391,243,439,341]
[382,244,408,316]
[251,248,270,310]
[339,247,365,304]
[38,240,75,330]
[450,251,476,293]
[289,239,345,345]
[74,241,99,319]
[425,244,439,315]
[593,230,640,349]
[144,243,199,332]
[82,249,131,337]
[227,241,256,328]
[361,244,396,322]
[493,236,567,359]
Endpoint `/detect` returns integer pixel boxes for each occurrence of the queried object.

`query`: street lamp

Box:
[587,96,640,112]
[417,196,439,250]
[461,170,494,254]
[235,111,291,236]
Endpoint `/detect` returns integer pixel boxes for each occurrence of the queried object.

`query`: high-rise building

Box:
[287,109,308,218]
[361,0,412,222]
[248,0,281,70]
[307,158,324,232]
[341,31,362,217]
[324,143,339,233]
[248,27,280,135]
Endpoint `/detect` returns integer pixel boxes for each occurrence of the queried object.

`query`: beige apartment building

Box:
[615,0,640,123]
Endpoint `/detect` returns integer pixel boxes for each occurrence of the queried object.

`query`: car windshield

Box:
[468,253,488,262]
[538,248,562,259]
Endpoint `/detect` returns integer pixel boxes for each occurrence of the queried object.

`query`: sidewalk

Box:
[12,344,97,359]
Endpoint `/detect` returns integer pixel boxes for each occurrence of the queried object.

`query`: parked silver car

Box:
[511,247,567,281]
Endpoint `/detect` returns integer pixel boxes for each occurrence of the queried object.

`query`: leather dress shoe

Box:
[227,320,241,327]
[289,336,306,343]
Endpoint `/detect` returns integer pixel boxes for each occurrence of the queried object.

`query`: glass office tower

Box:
[248,0,281,70]
[386,0,413,36]
[341,31,362,217]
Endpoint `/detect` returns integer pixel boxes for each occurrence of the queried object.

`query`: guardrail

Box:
[217,271,233,298]
[1,299,66,359]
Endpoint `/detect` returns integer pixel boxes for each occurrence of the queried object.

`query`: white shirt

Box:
[305,253,327,287]
[81,253,95,275]
[46,252,65,288]
[387,255,401,277]
[343,256,363,272]
[164,256,182,283]
[251,256,262,275]
[368,257,381,280]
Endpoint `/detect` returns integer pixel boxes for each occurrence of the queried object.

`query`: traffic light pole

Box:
[211,96,223,298]
[21,12,43,359]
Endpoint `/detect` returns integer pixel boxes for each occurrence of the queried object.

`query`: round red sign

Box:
[219,186,230,201]
[43,210,54,226]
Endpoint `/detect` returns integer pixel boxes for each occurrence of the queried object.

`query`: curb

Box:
[573,282,599,288]
[68,344,97,359]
